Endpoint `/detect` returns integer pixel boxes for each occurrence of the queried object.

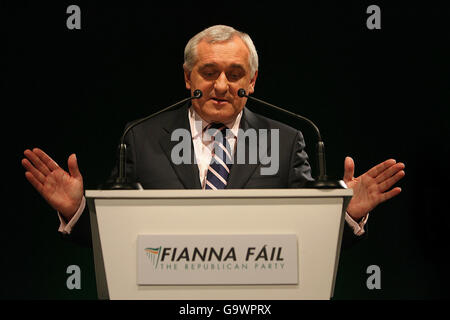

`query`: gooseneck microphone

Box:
[238,88,342,188]
[103,89,203,190]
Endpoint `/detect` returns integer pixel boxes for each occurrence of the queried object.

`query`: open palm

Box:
[344,157,405,221]
[22,148,84,220]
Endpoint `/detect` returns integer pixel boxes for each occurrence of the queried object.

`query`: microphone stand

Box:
[102,90,203,190]
[238,89,343,189]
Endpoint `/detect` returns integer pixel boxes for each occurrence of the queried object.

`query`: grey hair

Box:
[183,25,259,78]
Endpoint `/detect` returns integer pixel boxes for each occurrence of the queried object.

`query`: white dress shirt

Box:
[189,106,242,189]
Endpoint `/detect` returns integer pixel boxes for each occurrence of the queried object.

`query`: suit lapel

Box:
[159,104,202,189]
[226,107,262,189]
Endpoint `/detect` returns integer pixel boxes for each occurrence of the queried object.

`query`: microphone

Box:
[238,88,343,188]
[102,89,203,190]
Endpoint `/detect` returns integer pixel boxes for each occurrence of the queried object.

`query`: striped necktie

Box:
[205,123,232,190]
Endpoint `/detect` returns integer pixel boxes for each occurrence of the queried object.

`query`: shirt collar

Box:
[189,105,242,139]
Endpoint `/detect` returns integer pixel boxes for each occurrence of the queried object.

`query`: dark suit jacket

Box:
[119,103,313,189]
[67,103,365,248]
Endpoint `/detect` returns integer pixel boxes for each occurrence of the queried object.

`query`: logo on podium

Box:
[138,234,298,285]
[144,246,162,268]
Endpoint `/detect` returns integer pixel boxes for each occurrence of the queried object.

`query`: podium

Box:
[85,188,352,300]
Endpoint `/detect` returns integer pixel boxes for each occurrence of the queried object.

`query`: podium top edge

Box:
[85,188,353,199]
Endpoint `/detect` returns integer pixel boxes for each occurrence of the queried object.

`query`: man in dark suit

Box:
[21,25,405,245]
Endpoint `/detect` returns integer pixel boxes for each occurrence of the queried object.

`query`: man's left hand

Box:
[344,156,405,221]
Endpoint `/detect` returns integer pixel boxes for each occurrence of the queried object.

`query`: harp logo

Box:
[144,246,162,268]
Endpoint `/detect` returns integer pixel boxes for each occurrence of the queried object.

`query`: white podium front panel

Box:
[85,189,352,300]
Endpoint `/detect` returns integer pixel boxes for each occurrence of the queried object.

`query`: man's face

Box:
[184,35,258,124]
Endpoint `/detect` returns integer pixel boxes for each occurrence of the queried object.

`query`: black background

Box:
[2,1,450,301]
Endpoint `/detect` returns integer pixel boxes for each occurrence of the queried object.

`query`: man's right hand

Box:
[22,148,84,221]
